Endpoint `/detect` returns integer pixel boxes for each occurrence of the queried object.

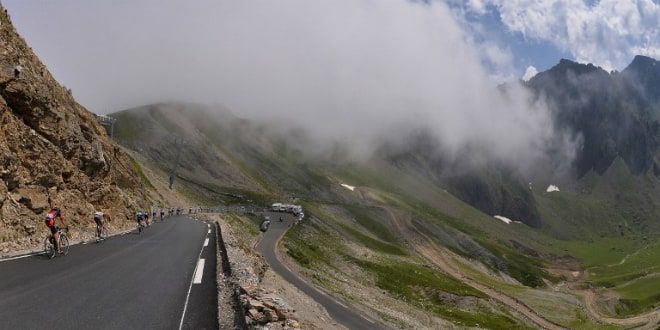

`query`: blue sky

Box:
[460,5,571,73]
[453,0,659,73]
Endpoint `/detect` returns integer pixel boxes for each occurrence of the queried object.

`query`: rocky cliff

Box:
[0,6,150,253]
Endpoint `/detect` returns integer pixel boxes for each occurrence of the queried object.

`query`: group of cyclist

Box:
[44,206,203,252]
[42,207,106,254]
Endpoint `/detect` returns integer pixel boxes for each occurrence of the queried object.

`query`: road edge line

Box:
[178,223,209,330]
[0,226,137,262]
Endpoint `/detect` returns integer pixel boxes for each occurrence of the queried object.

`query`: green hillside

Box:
[110,102,660,327]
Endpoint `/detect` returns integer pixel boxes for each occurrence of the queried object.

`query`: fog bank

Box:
[5,0,574,168]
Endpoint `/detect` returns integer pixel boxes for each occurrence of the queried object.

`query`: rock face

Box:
[526,57,660,178]
[0,6,150,253]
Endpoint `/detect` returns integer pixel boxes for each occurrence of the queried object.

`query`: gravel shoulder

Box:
[203,213,338,329]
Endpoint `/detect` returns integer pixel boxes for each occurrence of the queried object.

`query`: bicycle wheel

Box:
[44,236,55,259]
[59,234,70,255]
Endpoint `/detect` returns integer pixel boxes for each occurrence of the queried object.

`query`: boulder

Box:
[247,308,260,320]
[263,307,279,322]
[241,284,259,295]
[247,308,267,324]
[285,319,300,328]
[249,298,265,310]
[263,300,276,310]
[274,306,288,320]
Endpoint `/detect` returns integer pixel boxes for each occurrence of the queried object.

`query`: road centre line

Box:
[193,259,205,284]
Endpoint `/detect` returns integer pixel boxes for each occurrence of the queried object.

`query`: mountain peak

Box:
[631,54,657,66]
[622,55,660,102]
[624,55,658,74]
[526,58,606,85]
[551,58,603,75]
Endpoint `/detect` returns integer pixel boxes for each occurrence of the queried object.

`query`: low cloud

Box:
[5,0,574,170]
[522,66,538,81]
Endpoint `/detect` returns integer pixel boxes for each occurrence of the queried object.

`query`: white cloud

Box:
[479,0,660,70]
[522,66,538,81]
[4,0,573,168]
[467,0,488,14]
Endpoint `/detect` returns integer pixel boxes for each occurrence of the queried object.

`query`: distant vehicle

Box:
[260,220,271,232]
[271,203,303,215]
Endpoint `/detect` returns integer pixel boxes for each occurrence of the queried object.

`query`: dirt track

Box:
[383,206,566,330]
[578,290,660,329]
[383,203,660,330]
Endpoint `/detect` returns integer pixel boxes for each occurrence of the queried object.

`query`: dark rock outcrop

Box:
[526,57,660,178]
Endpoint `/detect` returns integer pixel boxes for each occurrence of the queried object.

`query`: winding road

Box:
[256,212,385,330]
[0,216,218,330]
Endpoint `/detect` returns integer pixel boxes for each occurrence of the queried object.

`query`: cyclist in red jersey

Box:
[45,208,66,253]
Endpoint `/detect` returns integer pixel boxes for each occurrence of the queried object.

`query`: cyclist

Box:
[45,208,66,253]
[93,211,110,240]
[93,211,103,239]
[136,210,146,231]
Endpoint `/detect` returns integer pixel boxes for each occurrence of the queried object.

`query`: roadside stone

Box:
[242,284,258,295]
[248,308,260,319]
[264,307,279,322]
[249,298,265,310]
[263,300,276,310]
[255,311,268,324]
[274,307,288,320]
[285,319,300,328]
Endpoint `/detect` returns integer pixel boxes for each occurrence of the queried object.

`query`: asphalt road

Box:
[256,212,383,330]
[0,215,218,330]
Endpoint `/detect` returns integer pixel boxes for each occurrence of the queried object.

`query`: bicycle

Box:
[96,222,108,242]
[137,220,145,234]
[44,228,69,259]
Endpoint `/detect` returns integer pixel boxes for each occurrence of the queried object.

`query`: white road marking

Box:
[179,235,207,330]
[207,229,211,234]
[207,223,210,228]
[203,238,209,247]
[0,253,36,262]
[193,259,205,284]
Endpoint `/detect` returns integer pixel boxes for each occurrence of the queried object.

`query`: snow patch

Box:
[494,215,513,224]
[546,185,560,192]
[340,183,355,191]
